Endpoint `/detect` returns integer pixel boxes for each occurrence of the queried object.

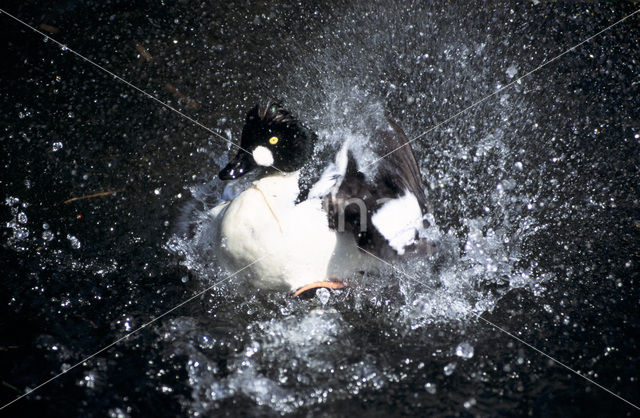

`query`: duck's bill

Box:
[218,150,256,180]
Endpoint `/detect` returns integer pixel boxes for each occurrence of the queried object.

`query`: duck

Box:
[209,101,432,296]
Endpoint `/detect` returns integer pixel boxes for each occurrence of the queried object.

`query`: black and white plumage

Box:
[313,118,431,260]
[212,101,431,294]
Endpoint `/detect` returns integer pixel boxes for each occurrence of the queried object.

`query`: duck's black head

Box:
[218,101,316,180]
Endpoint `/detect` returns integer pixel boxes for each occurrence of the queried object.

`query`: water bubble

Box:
[67,234,81,249]
[52,142,63,152]
[443,362,457,376]
[424,382,436,394]
[455,342,474,359]
[17,212,28,224]
[154,188,161,195]
[514,161,523,170]
[316,288,330,305]
[505,64,518,78]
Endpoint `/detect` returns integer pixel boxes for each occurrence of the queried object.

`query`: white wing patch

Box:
[252,145,274,166]
[371,191,423,255]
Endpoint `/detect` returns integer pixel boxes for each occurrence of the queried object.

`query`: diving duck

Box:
[210,101,431,296]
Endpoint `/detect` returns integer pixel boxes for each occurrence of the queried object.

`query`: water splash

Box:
[160,1,561,413]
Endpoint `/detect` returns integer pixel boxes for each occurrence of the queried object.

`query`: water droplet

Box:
[443,362,456,376]
[455,342,474,359]
[67,234,81,249]
[42,230,54,241]
[316,288,330,305]
[13,227,29,240]
[463,397,477,408]
[424,382,436,394]
[52,142,63,152]
[514,161,523,170]
[154,188,161,195]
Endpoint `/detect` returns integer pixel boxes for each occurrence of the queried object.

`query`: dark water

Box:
[1,1,639,416]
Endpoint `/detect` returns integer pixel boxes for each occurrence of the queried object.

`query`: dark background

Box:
[1,1,639,416]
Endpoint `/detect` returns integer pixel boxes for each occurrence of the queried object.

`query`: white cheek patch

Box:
[252,145,274,166]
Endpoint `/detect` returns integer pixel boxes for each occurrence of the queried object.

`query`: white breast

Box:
[214,172,369,292]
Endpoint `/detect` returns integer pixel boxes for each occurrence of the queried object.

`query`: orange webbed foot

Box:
[292,280,346,297]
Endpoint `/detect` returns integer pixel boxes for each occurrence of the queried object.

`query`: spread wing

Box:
[321,118,432,260]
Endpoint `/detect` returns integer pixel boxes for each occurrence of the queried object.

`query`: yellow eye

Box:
[268,136,279,145]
